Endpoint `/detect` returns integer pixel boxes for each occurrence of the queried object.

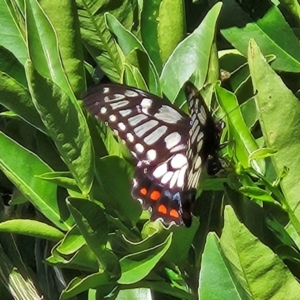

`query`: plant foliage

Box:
[0,0,300,299]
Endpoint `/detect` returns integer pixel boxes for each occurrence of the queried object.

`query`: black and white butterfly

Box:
[84,82,223,227]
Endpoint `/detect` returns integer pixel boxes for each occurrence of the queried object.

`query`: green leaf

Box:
[116,289,153,300]
[61,271,114,299]
[25,60,94,195]
[0,72,45,132]
[163,221,199,264]
[0,220,64,241]
[157,0,185,63]
[160,3,222,101]
[25,0,74,98]
[105,13,160,95]
[39,0,86,98]
[0,246,41,299]
[47,244,99,272]
[118,233,173,284]
[248,40,300,236]
[141,0,185,71]
[37,171,79,192]
[0,47,27,86]
[239,185,274,202]
[221,5,300,72]
[199,233,245,300]
[76,0,136,82]
[68,198,119,274]
[220,206,300,299]
[0,1,27,64]
[0,131,73,231]
[85,114,109,158]
[215,85,261,171]
[240,97,260,127]
[200,177,229,191]
[141,0,163,72]
[123,63,148,91]
[224,183,294,252]
[95,156,141,226]
[67,197,108,262]
[146,281,193,300]
[249,148,277,161]
[280,1,300,23]
[56,226,85,255]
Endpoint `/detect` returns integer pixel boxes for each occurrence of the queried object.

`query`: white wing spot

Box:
[133,178,137,187]
[194,156,202,170]
[169,170,180,188]
[110,100,129,109]
[125,90,139,97]
[128,114,147,126]
[109,115,117,122]
[164,132,181,150]
[170,144,186,153]
[153,163,168,178]
[144,126,167,145]
[161,171,173,184]
[119,109,132,117]
[103,87,109,93]
[137,198,143,205]
[199,106,207,124]
[135,143,144,153]
[104,93,126,102]
[100,107,107,114]
[134,120,158,137]
[118,122,126,131]
[141,98,153,114]
[197,131,204,143]
[197,139,204,153]
[171,153,188,169]
[147,149,157,161]
[188,171,199,189]
[191,113,197,123]
[154,105,183,123]
[189,99,194,108]
[191,124,200,144]
[127,133,134,143]
[191,118,199,130]
[177,165,188,188]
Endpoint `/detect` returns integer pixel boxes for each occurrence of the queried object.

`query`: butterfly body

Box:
[84,82,222,226]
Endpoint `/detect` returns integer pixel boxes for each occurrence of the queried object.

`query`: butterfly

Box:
[84,82,223,227]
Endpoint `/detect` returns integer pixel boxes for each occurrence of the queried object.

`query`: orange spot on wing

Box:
[140,188,147,196]
[158,205,167,215]
[150,190,161,201]
[169,209,179,219]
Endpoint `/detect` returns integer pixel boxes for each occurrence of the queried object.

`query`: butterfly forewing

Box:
[84,84,190,166]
